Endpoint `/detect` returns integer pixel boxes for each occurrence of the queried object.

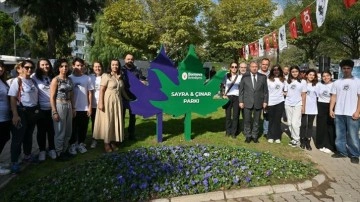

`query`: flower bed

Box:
[10,145,317,201]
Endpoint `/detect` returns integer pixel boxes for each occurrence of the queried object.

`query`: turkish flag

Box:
[344,0,358,8]
[272,32,278,49]
[249,43,255,56]
[264,36,270,52]
[254,42,259,56]
[289,18,298,39]
[301,7,313,33]
[239,47,245,59]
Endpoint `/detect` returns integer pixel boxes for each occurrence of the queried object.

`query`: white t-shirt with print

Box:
[331,77,360,116]
[32,75,51,110]
[8,77,38,107]
[305,83,318,115]
[0,80,10,122]
[69,74,94,111]
[317,82,333,103]
[225,74,242,96]
[284,79,307,106]
[267,78,285,106]
[90,74,102,108]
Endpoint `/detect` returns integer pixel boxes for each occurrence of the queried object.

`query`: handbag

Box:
[16,77,40,123]
[221,74,238,109]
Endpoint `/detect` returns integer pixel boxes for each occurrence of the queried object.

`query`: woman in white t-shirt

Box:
[266,65,285,143]
[221,62,242,138]
[89,61,103,149]
[315,71,335,153]
[8,60,39,173]
[0,61,11,175]
[299,69,318,150]
[32,58,56,161]
[284,66,307,147]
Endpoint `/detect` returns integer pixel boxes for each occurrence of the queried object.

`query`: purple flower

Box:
[212,178,219,184]
[204,165,211,171]
[266,170,272,176]
[204,173,212,179]
[191,180,196,185]
[139,182,148,190]
[130,183,137,189]
[116,175,125,184]
[248,170,253,175]
[203,179,208,187]
[241,166,248,171]
[233,176,240,184]
[153,184,160,192]
[245,176,251,183]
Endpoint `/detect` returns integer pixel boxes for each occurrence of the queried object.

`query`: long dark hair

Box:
[0,61,8,87]
[268,64,285,82]
[91,61,104,76]
[287,65,302,84]
[107,59,121,75]
[35,58,54,80]
[305,69,318,86]
[226,62,238,80]
[53,58,70,76]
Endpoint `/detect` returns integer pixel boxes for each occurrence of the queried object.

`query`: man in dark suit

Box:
[239,61,269,143]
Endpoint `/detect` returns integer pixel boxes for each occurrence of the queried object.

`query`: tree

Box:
[7,0,104,58]
[202,0,276,62]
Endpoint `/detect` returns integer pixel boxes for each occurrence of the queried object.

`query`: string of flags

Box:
[239,0,358,60]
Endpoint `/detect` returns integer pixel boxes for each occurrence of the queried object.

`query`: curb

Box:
[151,174,326,202]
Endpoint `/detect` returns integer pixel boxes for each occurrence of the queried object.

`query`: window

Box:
[76,53,84,59]
[75,40,85,47]
[76,27,85,33]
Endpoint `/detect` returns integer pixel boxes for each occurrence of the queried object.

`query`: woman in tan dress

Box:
[93,59,130,152]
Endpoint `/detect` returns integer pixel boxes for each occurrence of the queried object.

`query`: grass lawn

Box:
[0,108,316,201]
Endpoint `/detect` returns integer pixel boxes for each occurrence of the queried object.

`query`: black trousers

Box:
[225,95,240,136]
[0,121,11,154]
[268,102,284,140]
[315,102,336,151]
[37,110,55,151]
[70,111,89,144]
[91,108,97,133]
[243,107,262,138]
[122,103,136,137]
[300,114,316,139]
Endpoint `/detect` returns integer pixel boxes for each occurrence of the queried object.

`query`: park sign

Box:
[128,45,227,141]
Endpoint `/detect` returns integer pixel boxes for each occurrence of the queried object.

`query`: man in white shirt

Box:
[330,59,360,164]
[258,58,270,138]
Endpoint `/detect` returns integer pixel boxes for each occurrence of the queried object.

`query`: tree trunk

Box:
[47,27,56,58]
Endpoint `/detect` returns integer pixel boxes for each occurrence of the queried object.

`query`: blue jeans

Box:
[335,115,360,157]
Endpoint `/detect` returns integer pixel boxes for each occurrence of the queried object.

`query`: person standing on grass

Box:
[89,61,103,149]
[316,71,335,154]
[221,62,241,139]
[284,65,307,148]
[239,61,268,143]
[330,59,360,164]
[8,60,39,173]
[299,69,318,151]
[258,58,270,138]
[0,61,11,175]
[266,64,285,144]
[32,58,57,161]
[50,59,75,161]
[93,59,131,152]
[68,58,94,155]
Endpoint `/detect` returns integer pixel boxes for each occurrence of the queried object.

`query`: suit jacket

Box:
[239,72,268,109]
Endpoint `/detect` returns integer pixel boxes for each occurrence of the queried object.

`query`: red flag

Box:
[249,43,255,56]
[344,0,358,8]
[289,18,298,39]
[301,7,313,33]
[264,36,270,52]
[239,47,245,59]
[272,32,278,49]
[254,42,259,56]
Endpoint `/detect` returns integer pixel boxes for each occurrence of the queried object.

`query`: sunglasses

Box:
[23,66,33,70]
[230,66,238,69]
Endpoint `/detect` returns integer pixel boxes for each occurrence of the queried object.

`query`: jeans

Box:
[334,115,360,157]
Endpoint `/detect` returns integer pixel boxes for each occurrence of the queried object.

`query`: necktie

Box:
[253,74,256,89]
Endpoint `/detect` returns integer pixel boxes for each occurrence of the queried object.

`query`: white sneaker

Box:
[38,151,46,161]
[0,167,11,175]
[77,143,87,154]
[48,150,57,159]
[319,147,325,152]
[90,140,97,149]
[68,144,78,155]
[275,139,281,143]
[268,139,274,143]
[289,140,299,147]
[323,148,333,154]
[0,162,10,168]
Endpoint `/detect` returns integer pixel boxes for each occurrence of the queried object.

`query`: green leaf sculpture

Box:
[151,45,228,141]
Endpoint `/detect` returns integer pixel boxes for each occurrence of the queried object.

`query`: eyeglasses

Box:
[230,66,238,69]
[239,66,247,68]
[23,66,33,70]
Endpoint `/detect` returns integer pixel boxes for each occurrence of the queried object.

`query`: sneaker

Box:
[68,144,78,155]
[288,140,299,147]
[77,143,87,154]
[267,139,274,143]
[48,150,57,160]
[23,155,39,164]
[11,163,20,174]
[331,153,347,158]
[38,151,46,161]
[275,139,281,144]
[350,157,359,164]
[322,148,333,154]
[0,167,11,175]
[319,147,325,152]
[90,140,97,149]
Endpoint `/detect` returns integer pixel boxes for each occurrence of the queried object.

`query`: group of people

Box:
[221,58,360,164]
[0,54,144,175]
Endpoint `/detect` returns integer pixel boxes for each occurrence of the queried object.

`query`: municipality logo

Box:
[182,72,188,80]
[343,84,350,91]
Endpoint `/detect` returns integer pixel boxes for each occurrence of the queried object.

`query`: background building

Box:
[69,21,91,60]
